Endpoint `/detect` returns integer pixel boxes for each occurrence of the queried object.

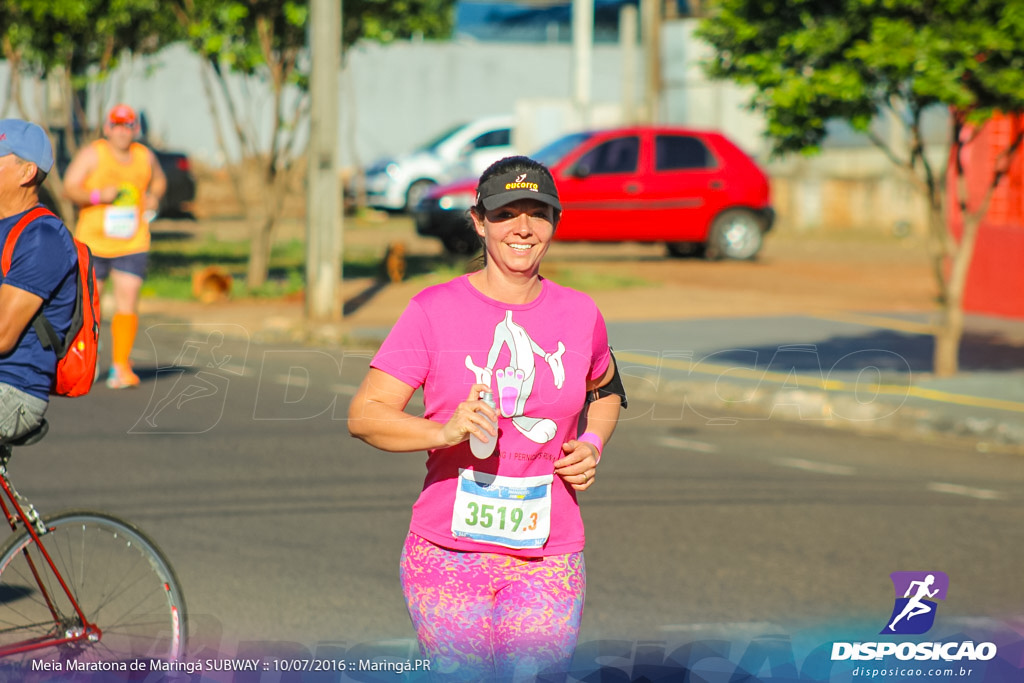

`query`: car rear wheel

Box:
[704,209,764,260]
[666,242,704,259]
[405,179,437,213]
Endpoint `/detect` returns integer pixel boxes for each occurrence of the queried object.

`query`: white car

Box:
[363,115,516,212]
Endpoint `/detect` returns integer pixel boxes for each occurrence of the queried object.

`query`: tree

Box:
[0,0,179,225]
[697,0,1024,377]
[171,0,456,290]
[170,0,310,290]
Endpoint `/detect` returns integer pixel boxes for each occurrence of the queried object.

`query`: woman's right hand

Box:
[440,383,498,447]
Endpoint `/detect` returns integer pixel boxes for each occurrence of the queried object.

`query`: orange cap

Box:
[107,104,137,125]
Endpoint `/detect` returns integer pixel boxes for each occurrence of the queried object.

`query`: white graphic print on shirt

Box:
[464,311,566,444]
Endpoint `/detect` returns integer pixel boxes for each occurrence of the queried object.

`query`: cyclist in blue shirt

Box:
[0,119,78,441]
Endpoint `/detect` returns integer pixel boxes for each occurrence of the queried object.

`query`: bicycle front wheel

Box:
[0,510,187,664]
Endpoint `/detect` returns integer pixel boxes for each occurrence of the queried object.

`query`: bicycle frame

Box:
[0,447,100,658]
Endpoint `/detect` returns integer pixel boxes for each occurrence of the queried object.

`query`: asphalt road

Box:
[8,323,1023,664]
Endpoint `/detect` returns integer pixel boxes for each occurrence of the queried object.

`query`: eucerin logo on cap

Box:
[505,172,538,192]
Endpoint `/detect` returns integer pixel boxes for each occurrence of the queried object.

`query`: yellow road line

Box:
[616,351,1024,415]
[810,311,938,335]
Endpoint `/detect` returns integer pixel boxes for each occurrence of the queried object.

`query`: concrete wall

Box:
[339,38,644,168]
[0,41,639,168]
[659,19,768,158]
[0,19,943,236]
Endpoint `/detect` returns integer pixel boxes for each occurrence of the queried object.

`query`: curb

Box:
[138,307,1024,454]
[624,374,1024,453]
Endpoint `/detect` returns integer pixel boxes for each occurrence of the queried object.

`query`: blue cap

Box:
[0,119,55,174]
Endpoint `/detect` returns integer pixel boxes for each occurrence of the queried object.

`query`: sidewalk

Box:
[608,313,1024,453]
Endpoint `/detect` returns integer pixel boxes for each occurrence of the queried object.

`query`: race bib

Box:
[451,469,552,550]
[103,206,140,239]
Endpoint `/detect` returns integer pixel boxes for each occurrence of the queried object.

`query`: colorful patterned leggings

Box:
[400,532,585,682]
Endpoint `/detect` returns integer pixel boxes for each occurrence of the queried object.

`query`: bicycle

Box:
[0,419,187,665]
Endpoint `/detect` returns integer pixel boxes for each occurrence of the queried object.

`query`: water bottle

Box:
[470,391,497,459]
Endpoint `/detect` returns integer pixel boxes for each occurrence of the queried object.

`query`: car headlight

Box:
[385,162,401,179]
[366,159,394,175]
[439,194,474,210]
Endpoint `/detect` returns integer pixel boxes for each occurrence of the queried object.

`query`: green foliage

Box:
[1,0,180,77]
[343,0,456,46]
[174,1,307,77]
[165,0,454,289]
[174,0,456,87]
[700,0,1024,376]
[697,0,1024,157]
[1,0,456,113]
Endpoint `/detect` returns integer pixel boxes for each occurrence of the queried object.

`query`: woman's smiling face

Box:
[472,198,557,276]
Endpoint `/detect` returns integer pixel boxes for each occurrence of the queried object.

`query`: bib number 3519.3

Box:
[451,469,552,550]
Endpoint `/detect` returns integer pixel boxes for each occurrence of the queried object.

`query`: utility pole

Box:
[572,0,594,128]
[641,0,662,123]
[620,4,639,124]
[306,0,342,321]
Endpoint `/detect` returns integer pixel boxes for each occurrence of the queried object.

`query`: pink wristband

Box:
[577,432,603,459]
[90,189,101,205]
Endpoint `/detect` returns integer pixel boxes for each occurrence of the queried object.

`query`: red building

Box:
[948,113,1024,319]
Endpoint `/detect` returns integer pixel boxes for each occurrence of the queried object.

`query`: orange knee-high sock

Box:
[111,313,139,367]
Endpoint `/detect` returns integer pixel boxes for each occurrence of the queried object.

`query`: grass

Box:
[143,230,654,302]
[399,251,656,291]
[541,266,653,291]
[144,234,308,300]
[144,232,466,301]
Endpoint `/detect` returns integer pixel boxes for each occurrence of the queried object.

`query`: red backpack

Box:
[1,207,100,397]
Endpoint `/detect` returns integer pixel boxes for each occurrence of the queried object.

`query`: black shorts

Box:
[92,252,149,280]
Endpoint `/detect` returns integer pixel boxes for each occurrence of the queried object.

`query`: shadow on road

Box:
[343,280,391,317]
[710,329,1024,374]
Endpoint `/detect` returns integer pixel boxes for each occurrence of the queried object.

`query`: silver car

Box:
[362,115,516,212]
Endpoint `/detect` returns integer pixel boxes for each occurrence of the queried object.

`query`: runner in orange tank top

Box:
[64,104,166,389]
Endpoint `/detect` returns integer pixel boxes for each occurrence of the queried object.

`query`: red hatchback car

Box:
[414,125,775,258]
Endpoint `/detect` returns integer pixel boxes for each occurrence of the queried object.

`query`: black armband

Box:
[588,350,628,408]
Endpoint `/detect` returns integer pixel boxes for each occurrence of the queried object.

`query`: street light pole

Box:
[306,0,342,321]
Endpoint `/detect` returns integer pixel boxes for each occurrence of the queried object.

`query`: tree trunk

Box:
[924,196,950,304]
[245,158,294,290]
[246,214,275,290]
[934,207,984,377]
[920,168,958,376]
[931,114,1013,377]
[1,40,24,118]
[199,60,247,215]
[933,292,964,378]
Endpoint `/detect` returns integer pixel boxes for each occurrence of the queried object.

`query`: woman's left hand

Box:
[555,439,600,491]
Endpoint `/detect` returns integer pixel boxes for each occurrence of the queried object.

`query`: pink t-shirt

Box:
[371,275,611,557]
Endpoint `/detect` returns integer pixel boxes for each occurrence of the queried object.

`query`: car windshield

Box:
[417,123,468,152]
[531,132,594,167]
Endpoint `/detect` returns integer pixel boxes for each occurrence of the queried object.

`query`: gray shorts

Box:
[0,383,48,444]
